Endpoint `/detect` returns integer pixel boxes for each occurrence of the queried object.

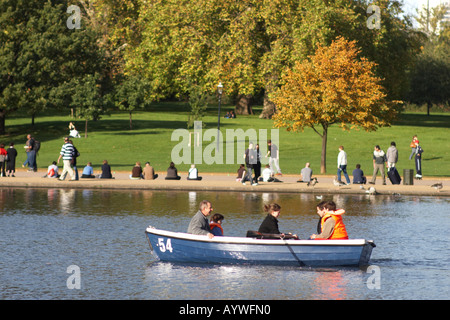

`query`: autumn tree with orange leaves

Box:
[272,37,400,174]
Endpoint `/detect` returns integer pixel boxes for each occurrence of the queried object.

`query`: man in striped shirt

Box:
[57,137,75,181]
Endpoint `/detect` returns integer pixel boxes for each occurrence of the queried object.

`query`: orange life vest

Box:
[209,222,223,235]
[319,209,348,240]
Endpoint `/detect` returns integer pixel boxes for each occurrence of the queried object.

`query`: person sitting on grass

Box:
[46,161,59,178]
[262,165,281,182]
[130,161,143,179]
[236,164,245,182]
[143,162,158,180]
[165,161,181,180]
[81,162,95,178]
[187,164,202,180]
[100,160,113,179]
[297,162,313,183]
[352,164,366,184]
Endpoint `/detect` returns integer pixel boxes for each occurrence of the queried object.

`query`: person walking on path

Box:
[70,140,80,180]
[0,144,7,177]
[370,145,387,185]
[415,142,424,179]
[243,142,258,185]
[57,137,75,181]
[6,142,18,177]
[23,134,37,171]
[409,135,419,160]
[337,146,350,185]
[266,140,282,176]
[386,141,398,170]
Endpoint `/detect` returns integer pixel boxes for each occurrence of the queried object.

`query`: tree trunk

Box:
[0,109,6,135]
[259,91,276,119]
[427,101,432,116]
[235,94,253,115]
[129,111,133,130]
[84,119,88,138]
[320,124,328,174]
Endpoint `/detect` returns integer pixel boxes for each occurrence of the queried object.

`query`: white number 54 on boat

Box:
[157,238,173,253]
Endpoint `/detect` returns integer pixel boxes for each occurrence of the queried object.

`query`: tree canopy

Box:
[126,0,420,118]
[272,37,398,173]
[0,0,110,134]
[0,0,436,136]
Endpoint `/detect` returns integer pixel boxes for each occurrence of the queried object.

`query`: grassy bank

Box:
[3,103,450,177]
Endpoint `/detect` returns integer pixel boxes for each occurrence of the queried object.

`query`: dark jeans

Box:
[337,165,350,184]
[242,166,255,184]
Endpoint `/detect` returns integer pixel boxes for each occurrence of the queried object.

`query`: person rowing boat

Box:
[258,203,298,239]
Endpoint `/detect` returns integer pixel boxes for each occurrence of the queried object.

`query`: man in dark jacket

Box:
[242,142,257,185]
[415,142,424,179]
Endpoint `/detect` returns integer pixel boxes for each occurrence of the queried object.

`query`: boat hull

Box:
[145,227,375,267]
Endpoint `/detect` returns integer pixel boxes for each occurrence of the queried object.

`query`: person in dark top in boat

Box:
[187,200,214,239]
[258,203,297,238]
[210,213,224,236]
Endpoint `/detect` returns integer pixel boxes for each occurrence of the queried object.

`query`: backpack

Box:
[73,147,80,158]
[34,140,41,154]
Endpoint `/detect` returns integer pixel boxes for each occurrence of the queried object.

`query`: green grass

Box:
[3,103,450,177]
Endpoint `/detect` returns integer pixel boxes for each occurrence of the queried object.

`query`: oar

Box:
[283,238,305,267]
[246,230,298,240]
[246,230,305,266]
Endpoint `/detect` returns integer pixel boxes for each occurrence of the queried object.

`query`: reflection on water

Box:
[0,188,449,300]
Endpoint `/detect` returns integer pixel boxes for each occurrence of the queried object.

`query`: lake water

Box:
[0,188,448,301]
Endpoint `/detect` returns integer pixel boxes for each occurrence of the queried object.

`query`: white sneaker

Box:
[252,183,258,186]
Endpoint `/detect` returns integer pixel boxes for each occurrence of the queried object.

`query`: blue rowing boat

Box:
[145,226,376,267]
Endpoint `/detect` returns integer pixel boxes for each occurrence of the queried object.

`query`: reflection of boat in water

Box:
[145,226,376,267]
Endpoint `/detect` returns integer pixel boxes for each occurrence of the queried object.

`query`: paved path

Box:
[0,169,448,196]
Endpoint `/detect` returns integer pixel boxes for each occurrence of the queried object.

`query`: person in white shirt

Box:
[187,164,202,180]
[262,165,273,182]
[337,146,350,184]
[47,161,59,178]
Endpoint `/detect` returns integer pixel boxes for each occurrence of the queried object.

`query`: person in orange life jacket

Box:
[310,201,348,240]
[210,213,224,236]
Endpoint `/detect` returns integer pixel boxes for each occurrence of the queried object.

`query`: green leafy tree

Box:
[0,0,110,134]
[68,74,111,138]
[115,75,152,130]
[408,25,450,114]
[128,0,420,119]
[187,83,209,129]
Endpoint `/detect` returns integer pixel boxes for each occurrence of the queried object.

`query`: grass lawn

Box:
[2,102,450,177]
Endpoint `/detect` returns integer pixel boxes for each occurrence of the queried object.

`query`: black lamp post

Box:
[217,82,223,151]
